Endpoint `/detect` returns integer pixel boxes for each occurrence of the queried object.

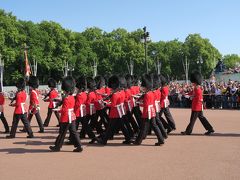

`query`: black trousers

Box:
[80,115,96,139]
[185,111,214,134]
[54,121,82,149]
[126,111,139,133]
[28,111,44,131]
[132,106,142,128]
[0,112,9,132]
[43,108,60,126]
[155,112,168,138]
[96,109,109,129]
[135,118,164,144]
[122,114,134,137]
[9,113,33,137]
[159,107,176,130]
[89,113,104,134]
[102,118,130,144]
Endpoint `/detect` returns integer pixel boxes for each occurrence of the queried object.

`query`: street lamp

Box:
[197,55,203,73]
[152,50,161,75]
[141,26,150,73]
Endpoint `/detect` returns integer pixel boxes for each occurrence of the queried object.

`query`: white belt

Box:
[90,103,96,115]
[80,104,86,117]
[21,103,25,114]
[68,108,75,123]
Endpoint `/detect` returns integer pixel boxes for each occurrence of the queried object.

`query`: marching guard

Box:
[134,74,165,146]
[6,78,34,138]
[181,71,215,135]
[27,76,44,133]
[49,76,83,152]
[0,91,9,133]
[43,78,60,127]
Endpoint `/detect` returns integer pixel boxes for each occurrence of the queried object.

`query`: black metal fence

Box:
[169,94,240,109]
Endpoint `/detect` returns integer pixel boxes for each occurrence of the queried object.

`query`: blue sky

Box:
[0,0,239,55]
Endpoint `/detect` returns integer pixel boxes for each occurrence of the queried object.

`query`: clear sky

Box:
[0,0,239,55]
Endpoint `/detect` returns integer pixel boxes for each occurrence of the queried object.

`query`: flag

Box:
[24,49,31,77]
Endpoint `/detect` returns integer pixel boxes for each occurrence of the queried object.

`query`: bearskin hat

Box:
[16,78,26,90]
[190,70,202,85]
[152,74,161,89]
[86,77,96,90]
[119,76,127,89]
[141,74,153,89]
[125,74,132,88]
[108,75,119,90]
[48,78,56,88]
[76,76,87,91]
[62,76,75,94]
[160,74,168,87]
[132,75,139,86]
[95,75,106,89]
[28,76,39,89]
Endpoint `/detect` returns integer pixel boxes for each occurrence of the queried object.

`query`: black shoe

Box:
[27,134,34,138]
[80,134,86,139]
[204,129,215,135]
[167,128,172,134]
[155,141,164,146]
[122,140,132,144]
[4,130,10,134]
[73,147,83,152]
[89,138,97,144]
[133,141,141,145]
[96,137,106,145]
[19,129,26,132]
[43,124,48,127]
[56,124,60,127]
[6,135,15,139]
[65,141,73,145]
[163,134,168,139]
[38,129,44,133]
[181,131,191,135]
[49,146,60,152]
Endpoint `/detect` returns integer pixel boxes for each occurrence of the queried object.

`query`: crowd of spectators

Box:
[168,79,240,110]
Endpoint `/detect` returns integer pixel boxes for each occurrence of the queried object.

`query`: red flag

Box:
[24,50,31,77]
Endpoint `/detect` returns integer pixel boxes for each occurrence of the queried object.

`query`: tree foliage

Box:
[0,9,229,85]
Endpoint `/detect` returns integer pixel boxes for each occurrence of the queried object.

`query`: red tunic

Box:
[0,93,5,112]
[74,92,87,118]
[141,91,156,119]
[94,87,106,110]
[107,91,120,119]
[60,95,76,123]
[86,91,97,115]
[29,89,40,114]
[192,86,204,111]
[118,90,126,116]
[46,89,58,108]
[130,86,140,95]
[153,89,161,113]
[105,87,112,96]
[12,90,27,114]
[124,88,133,112]
[160,86,170,108]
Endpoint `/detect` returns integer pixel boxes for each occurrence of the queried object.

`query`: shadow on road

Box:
[169,132,240,137]
[0,148,51,154]
[13,140,52,146]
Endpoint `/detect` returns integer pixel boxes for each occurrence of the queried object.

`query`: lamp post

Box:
[152,50,161,75]
[197,55,203,73]
[141,26,150,73]
[181,51,190,84]
[68,64,75,77]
